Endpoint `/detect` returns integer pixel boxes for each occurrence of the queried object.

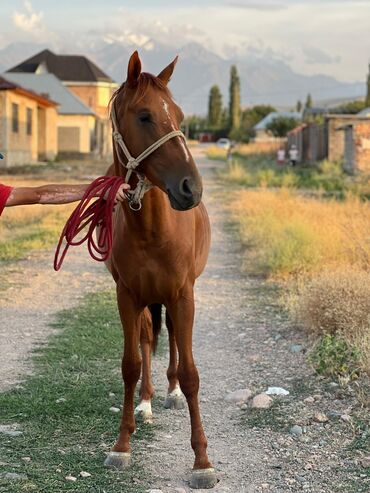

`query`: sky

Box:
[0,0,370,82]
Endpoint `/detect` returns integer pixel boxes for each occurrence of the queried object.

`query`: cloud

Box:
[12,1,46,37]
[227,0,287,10]
[302,45,341,65]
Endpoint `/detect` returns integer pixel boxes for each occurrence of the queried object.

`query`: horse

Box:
[103,51,216,489]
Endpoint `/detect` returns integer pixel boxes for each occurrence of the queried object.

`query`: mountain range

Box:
[0,39,365,114]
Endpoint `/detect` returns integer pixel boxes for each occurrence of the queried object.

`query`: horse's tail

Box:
[149,304,162,354]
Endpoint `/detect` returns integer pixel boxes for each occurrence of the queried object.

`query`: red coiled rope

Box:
[54,176,125,271]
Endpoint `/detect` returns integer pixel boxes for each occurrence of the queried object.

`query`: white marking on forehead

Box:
[178,137,190,162]
[162,98,170,119]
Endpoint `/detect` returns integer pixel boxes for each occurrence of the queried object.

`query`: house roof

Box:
[0,75,57,107]
[7,49,114,83]
[2,73,94,116]
[254,111,301,131]
[358,107,370,116]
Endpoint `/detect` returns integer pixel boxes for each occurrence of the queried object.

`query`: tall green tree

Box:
[207,85,223,127]
[229,65,241,133]
[366,63,370,107]
[305,93,313,110]
[296,100,302,112]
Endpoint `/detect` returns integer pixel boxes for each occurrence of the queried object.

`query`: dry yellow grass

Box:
[233,188,370,278]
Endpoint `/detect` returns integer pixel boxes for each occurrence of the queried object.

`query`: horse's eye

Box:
[138,113,152,124]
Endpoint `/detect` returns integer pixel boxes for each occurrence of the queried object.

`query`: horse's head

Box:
[111,51,202,211]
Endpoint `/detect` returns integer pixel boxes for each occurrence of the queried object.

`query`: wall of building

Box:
[57,114,96,154]
[327,116,363,162]
[66,82,117,119]
[354,122,370,173]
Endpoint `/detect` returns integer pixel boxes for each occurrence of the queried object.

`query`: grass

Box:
[0,290,153,493]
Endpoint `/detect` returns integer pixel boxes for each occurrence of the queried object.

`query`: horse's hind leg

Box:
[104,283,142,470]
[164,312,185,410]
[135,308,154,424]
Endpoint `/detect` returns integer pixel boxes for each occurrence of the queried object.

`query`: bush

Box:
[309,334,361,379]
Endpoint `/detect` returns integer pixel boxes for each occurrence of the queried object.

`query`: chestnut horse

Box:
[104,51,216,489]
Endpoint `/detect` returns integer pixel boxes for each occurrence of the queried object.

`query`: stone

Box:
[240,404,248,411]
[79,471,91,478]
[21,457,31,462]
[147,490,163,493]
[2,472,27,480]
[0,430,23,437]
[304,396,315,404]
[290,425,303,436]
[265,387,289,396]
[290,344,304,354]
[65,475,77,482]
[314,412,329,423]
[56,398,66,404]
[360,457,370,468]
[251,393,273,409]
[108,392,116,398]
[109,406,121,413]
[56,468,62,473]
[341,414,351,423]
[225,388,252,405]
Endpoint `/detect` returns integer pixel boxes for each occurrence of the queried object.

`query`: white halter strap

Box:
[110,101,185,210]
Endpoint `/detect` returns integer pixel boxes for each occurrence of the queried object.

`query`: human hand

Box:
[115,183,130,203]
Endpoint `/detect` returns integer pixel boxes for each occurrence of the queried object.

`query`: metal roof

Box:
[254,112,301,130]
[358,107,370,116]
[2,73,94,116]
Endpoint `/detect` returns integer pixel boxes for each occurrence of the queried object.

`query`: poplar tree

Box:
[229,65,241,131]
[366,63,370,107]
[207,85,223,127]
[305,93,313,110]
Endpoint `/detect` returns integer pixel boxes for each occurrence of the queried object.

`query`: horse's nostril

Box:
[180,177,193,197]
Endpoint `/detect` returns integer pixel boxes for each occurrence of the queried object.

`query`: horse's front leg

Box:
[104,282,142,469]
[166,285,217,489]
[135,308,154,424]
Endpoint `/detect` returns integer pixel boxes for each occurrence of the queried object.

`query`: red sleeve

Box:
[0,184,14,216]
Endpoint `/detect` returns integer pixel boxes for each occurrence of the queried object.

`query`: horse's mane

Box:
[111,73,172,107]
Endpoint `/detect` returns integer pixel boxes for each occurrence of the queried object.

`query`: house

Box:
[0,76,58,167]
[337,119,370,173]
[326,115,370,162]
[4,73,96,158]
[287,123,328,163]
[7,49,118,157]
[253,111,301,142]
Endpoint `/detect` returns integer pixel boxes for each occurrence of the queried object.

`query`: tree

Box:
[366,63,370,107]
[305,93,313,110]
[296,100,302,112]
[331,100,366,114]
[266,116,298,137]
[229,65,241,133]
[240,105,276,142]
[207,85,223,127]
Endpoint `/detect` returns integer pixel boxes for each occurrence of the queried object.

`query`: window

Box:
[12,103,19,133]
[26,108,32,136]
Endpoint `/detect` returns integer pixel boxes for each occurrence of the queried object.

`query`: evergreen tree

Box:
[305,93,313,110]
[229,65,241,132]
[366,63,370,107]
[296,100,302,112]
[207,85,223,127]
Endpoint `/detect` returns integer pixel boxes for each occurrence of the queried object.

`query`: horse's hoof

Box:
[164,394,185,410]
[134,400,153,424]
[164,386,186,410]
[190,468,217,489]
[104,451,131,470]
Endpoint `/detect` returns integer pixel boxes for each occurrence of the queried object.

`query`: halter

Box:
[110,101,185,211]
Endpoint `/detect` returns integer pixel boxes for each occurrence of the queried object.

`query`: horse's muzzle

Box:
[167,177,202,211]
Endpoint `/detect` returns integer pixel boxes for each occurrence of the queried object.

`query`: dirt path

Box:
[0,148,365,492]
[0,248,111,391]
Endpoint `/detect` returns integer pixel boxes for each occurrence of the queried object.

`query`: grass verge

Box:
[0,290,152,493]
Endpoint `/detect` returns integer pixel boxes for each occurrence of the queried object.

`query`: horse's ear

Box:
[157,56,178,85]
[127,51,141,85]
